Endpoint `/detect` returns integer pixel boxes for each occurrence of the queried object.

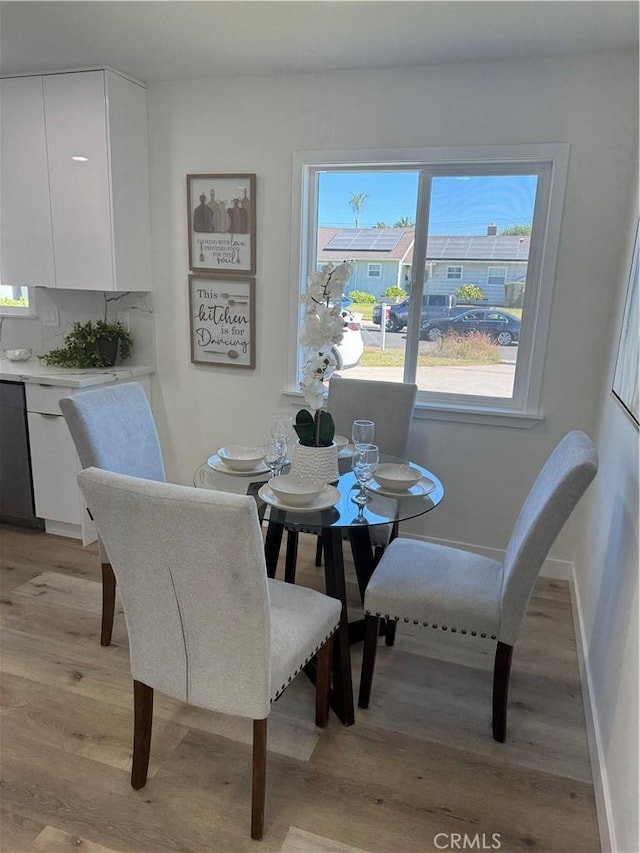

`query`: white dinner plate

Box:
[207,453,269,477]
[258,483,341,513]
[366,476,436,498]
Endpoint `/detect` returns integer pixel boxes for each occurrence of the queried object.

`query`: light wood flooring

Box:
[0,525,601,852]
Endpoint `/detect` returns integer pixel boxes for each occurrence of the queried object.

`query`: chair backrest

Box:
[328,375,418,458]
[60,382,165,482]
[77,467,272,719]
[500,430,598,645]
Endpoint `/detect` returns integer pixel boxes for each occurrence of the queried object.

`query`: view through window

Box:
[0,284,31,315]
[312,168,538,405]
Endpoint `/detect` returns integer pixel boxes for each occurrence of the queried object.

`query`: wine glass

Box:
[270,414,294,468]
[352,443,379,506]
[263,436,286,479]
[352,419,375,448]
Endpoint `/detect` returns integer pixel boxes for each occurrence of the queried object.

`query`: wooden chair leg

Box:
[315,635,333,727]
[492,641,513,743]
[100,562,116,646]
[284,530,298,584]
[131,680,153,789]
[314,535,323,567]
[358,615,380,709]
[251,718,268,840]
[384,619,397,647]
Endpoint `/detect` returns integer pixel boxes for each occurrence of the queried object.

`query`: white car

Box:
[333,310,364,370]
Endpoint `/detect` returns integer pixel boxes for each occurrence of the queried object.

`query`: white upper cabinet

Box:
[0,69,151,291]
[0,76,56,287]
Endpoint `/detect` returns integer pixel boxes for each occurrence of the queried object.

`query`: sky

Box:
[317,171,538,235]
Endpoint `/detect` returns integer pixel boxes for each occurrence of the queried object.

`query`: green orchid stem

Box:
[314,410,322,446]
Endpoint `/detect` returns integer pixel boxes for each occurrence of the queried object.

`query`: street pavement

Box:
[352,321,516,397]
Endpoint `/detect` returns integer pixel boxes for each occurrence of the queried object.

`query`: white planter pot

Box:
[290,440,339,484]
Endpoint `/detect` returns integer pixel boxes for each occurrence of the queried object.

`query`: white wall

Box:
[574,197,639,853]
[147,48,636,555]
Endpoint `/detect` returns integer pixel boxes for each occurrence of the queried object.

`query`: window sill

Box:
[414,401,543,428]
[281,387,543,428]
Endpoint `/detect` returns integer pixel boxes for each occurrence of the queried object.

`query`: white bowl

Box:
[268,474,326,506]
[374,463,423,491]
[4,348,32,361]
[218,445,265,472]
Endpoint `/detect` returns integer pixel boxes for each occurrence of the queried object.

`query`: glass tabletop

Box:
[194,453,444,532]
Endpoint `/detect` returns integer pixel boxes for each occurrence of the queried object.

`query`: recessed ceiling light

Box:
[71,155,89,162]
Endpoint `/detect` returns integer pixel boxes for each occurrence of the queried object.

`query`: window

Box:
[0,285,34,317]
[291,144,569,425]
[487,266,507,286]
[367,263,382,278]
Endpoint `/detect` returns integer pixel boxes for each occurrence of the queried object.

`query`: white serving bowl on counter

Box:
[374,463,423,491]
[268,474,326,507]
[4,348,32,361]
[218,445,265,472]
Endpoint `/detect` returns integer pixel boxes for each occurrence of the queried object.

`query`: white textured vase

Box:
[290,440,340,484]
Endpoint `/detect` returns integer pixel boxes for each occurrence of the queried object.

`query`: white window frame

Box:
[447,266,463,280]
[288,144,570,428]
[367,262,382,278]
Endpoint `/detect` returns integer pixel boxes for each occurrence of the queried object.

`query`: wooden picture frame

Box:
[189,275,256,368]
[612,221,639,426]
[187,173,256,274]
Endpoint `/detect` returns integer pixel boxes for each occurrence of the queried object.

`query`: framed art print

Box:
[187,174,256,275]
[189,275,255,368]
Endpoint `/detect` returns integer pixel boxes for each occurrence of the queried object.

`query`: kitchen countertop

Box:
[0,359,155,388]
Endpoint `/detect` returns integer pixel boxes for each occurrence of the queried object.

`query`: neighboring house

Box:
[317,224,530,306]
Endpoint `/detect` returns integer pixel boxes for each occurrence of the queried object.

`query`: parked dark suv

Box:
[372,293,458,332]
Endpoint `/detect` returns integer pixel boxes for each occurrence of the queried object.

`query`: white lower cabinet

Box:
[25,376,151,543]
[27,410,96,542]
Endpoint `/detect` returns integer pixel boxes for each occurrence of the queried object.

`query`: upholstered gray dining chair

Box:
[358,430,598,742]
[312,374,418,565]
[328,374,418,459]
[77,467,341,840]
[60,382,165,646]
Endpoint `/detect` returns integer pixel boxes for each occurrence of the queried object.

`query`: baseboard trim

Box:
[569,565,614,853]
[399,531,572,580]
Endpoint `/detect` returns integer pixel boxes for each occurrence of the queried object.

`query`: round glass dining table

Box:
[194,452,444,725]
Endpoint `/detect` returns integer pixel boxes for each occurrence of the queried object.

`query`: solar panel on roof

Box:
[324,229,404,252]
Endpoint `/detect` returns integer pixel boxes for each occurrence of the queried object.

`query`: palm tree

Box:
[393,216,414,228]
[375,221,390,229]
[349,192,369,229]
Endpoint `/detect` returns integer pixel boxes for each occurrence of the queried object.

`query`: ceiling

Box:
[0,1,637,84]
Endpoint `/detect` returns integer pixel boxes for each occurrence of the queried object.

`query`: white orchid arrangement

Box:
[295,260,355,446]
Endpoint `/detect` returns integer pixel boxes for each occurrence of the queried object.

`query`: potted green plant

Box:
[40,320,133,368]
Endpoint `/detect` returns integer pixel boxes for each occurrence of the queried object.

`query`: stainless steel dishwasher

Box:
[0,380,44,528]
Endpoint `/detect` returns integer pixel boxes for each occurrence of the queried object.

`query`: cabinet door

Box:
[44,71,114,290]
[27,412,82,525]
[0,76,56,288]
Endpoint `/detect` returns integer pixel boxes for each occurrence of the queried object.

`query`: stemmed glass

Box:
[270,414,294,469]
[263,436,287,478]
[352,443,379,507]
[352,419,375,448]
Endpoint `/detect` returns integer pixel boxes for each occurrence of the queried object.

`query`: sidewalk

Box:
[346,361,516,397]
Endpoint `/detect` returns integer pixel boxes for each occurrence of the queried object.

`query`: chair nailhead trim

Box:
[271,621,340,703]
[366,612,495,642]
